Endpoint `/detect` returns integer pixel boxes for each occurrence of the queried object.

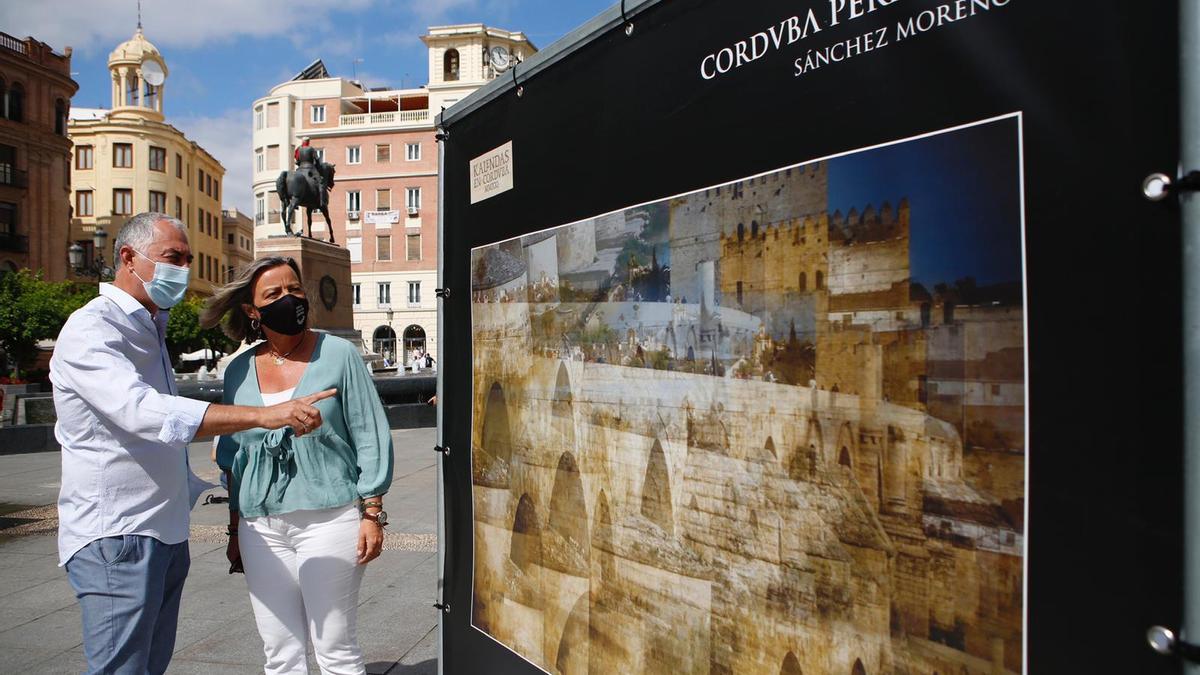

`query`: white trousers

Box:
[240,504,366,675]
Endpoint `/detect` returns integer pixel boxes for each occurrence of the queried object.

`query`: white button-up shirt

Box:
[51,283,211,565]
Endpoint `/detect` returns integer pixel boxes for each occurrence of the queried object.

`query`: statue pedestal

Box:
[255,235,362,350]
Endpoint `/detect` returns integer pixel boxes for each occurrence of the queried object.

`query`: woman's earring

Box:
[250,318,261,333]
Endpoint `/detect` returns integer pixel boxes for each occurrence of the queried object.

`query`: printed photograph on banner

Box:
[468,114,1026,675]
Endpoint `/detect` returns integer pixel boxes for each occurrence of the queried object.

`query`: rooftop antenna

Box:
[137,0,142,31]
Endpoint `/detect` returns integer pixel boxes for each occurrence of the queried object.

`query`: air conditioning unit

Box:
[347,210,360,220]
[407,207,419,216]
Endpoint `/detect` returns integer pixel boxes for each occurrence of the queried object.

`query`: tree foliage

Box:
[165,294,234,364]
[0,271,96,377]
[0,272,235,377]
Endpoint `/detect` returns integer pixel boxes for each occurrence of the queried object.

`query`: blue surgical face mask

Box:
[131,249,191,309]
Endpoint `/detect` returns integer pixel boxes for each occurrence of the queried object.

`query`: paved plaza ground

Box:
[0,427,439,674]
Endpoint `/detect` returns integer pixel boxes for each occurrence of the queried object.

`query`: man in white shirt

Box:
[51,212,336,675]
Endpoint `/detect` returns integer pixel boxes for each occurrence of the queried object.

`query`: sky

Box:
[1,0,614,214]
[828,116,1023,289]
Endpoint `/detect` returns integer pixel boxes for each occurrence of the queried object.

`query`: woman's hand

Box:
[357,518,384,565]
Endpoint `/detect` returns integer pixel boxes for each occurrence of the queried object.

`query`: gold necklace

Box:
[267,333,305,366]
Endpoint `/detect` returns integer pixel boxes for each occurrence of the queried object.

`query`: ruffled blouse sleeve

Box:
[340,342,394,499]
[215,371,240,511]
[215,352,254,512]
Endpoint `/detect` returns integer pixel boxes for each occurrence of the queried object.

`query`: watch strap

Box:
[362,510,388,526]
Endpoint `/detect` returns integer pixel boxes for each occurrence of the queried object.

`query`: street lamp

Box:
[69,225,114,280]
[385,309,395,367]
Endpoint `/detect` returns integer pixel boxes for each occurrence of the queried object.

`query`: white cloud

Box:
[172,108,253,214]
[380,29,422,49]
[348,69,401,90]
[167,67,208,99]
[407,0,478,22]
[380,0,519,47]
[0,0,376,55]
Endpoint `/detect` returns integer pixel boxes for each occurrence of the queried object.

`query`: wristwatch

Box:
[362,509,388,527]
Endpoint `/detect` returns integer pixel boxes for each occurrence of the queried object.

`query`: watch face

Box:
[375,510,388,526]
[319,275,337,310]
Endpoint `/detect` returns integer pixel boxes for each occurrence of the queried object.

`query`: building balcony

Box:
[338,109,430,129]
[0,167,28,189]
[0,231,29,253]
[0,31,72,78]
[0,32,28,56]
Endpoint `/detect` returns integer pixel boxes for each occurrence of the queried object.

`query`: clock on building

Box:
[319,274,338,310]
[489,46,512,73]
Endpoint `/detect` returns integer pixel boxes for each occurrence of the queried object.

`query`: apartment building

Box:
[251,24,534,364]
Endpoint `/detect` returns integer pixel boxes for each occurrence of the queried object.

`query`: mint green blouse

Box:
[216,333,394,518]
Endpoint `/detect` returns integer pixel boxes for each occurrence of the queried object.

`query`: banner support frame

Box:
[1183,2,1200,672]
[435,119,448,675]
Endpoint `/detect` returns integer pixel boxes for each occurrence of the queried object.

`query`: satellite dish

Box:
[142,60,165,86]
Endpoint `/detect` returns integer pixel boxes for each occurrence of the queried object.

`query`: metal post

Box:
[1184,3,1200,672]
[435,121,447,675]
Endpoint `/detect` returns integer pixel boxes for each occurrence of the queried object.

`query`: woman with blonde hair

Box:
[202,256,393,674]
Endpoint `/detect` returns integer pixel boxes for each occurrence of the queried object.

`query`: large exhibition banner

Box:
[439,2,1180,674]
[469,115,1026,675]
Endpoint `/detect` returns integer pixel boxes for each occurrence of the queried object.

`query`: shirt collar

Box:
[99,282,157,318]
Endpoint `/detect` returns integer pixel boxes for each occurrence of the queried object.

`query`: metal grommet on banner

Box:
[1143,172,1173,201]
[1147,625,1200,663]
[513,64,523,98]
[435,287,451,299]
[434,445,450,456]
[1143,170,1200,202]
[621,0,634,35]
[434,602,451,613]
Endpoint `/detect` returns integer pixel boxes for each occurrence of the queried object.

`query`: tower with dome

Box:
[106,26,168,121]
[67,25,228,295]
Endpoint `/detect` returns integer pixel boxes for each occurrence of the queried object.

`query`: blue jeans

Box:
[65,535,191,675]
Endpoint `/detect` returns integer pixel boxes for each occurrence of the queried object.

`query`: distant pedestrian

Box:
[52,212,335,675]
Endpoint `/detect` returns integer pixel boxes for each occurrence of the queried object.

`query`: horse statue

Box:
[276,144,336,242]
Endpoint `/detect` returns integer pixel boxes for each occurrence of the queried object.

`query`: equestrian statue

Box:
[276,138,336,242]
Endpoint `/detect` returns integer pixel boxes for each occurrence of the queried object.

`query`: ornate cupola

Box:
[107,27,167,121]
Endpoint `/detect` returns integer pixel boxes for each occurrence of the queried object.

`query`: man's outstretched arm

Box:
[196,388,337,438]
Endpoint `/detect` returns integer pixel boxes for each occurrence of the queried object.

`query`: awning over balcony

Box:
[343,93,428,115]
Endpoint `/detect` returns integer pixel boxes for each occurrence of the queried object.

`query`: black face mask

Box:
[256,294,309,336]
